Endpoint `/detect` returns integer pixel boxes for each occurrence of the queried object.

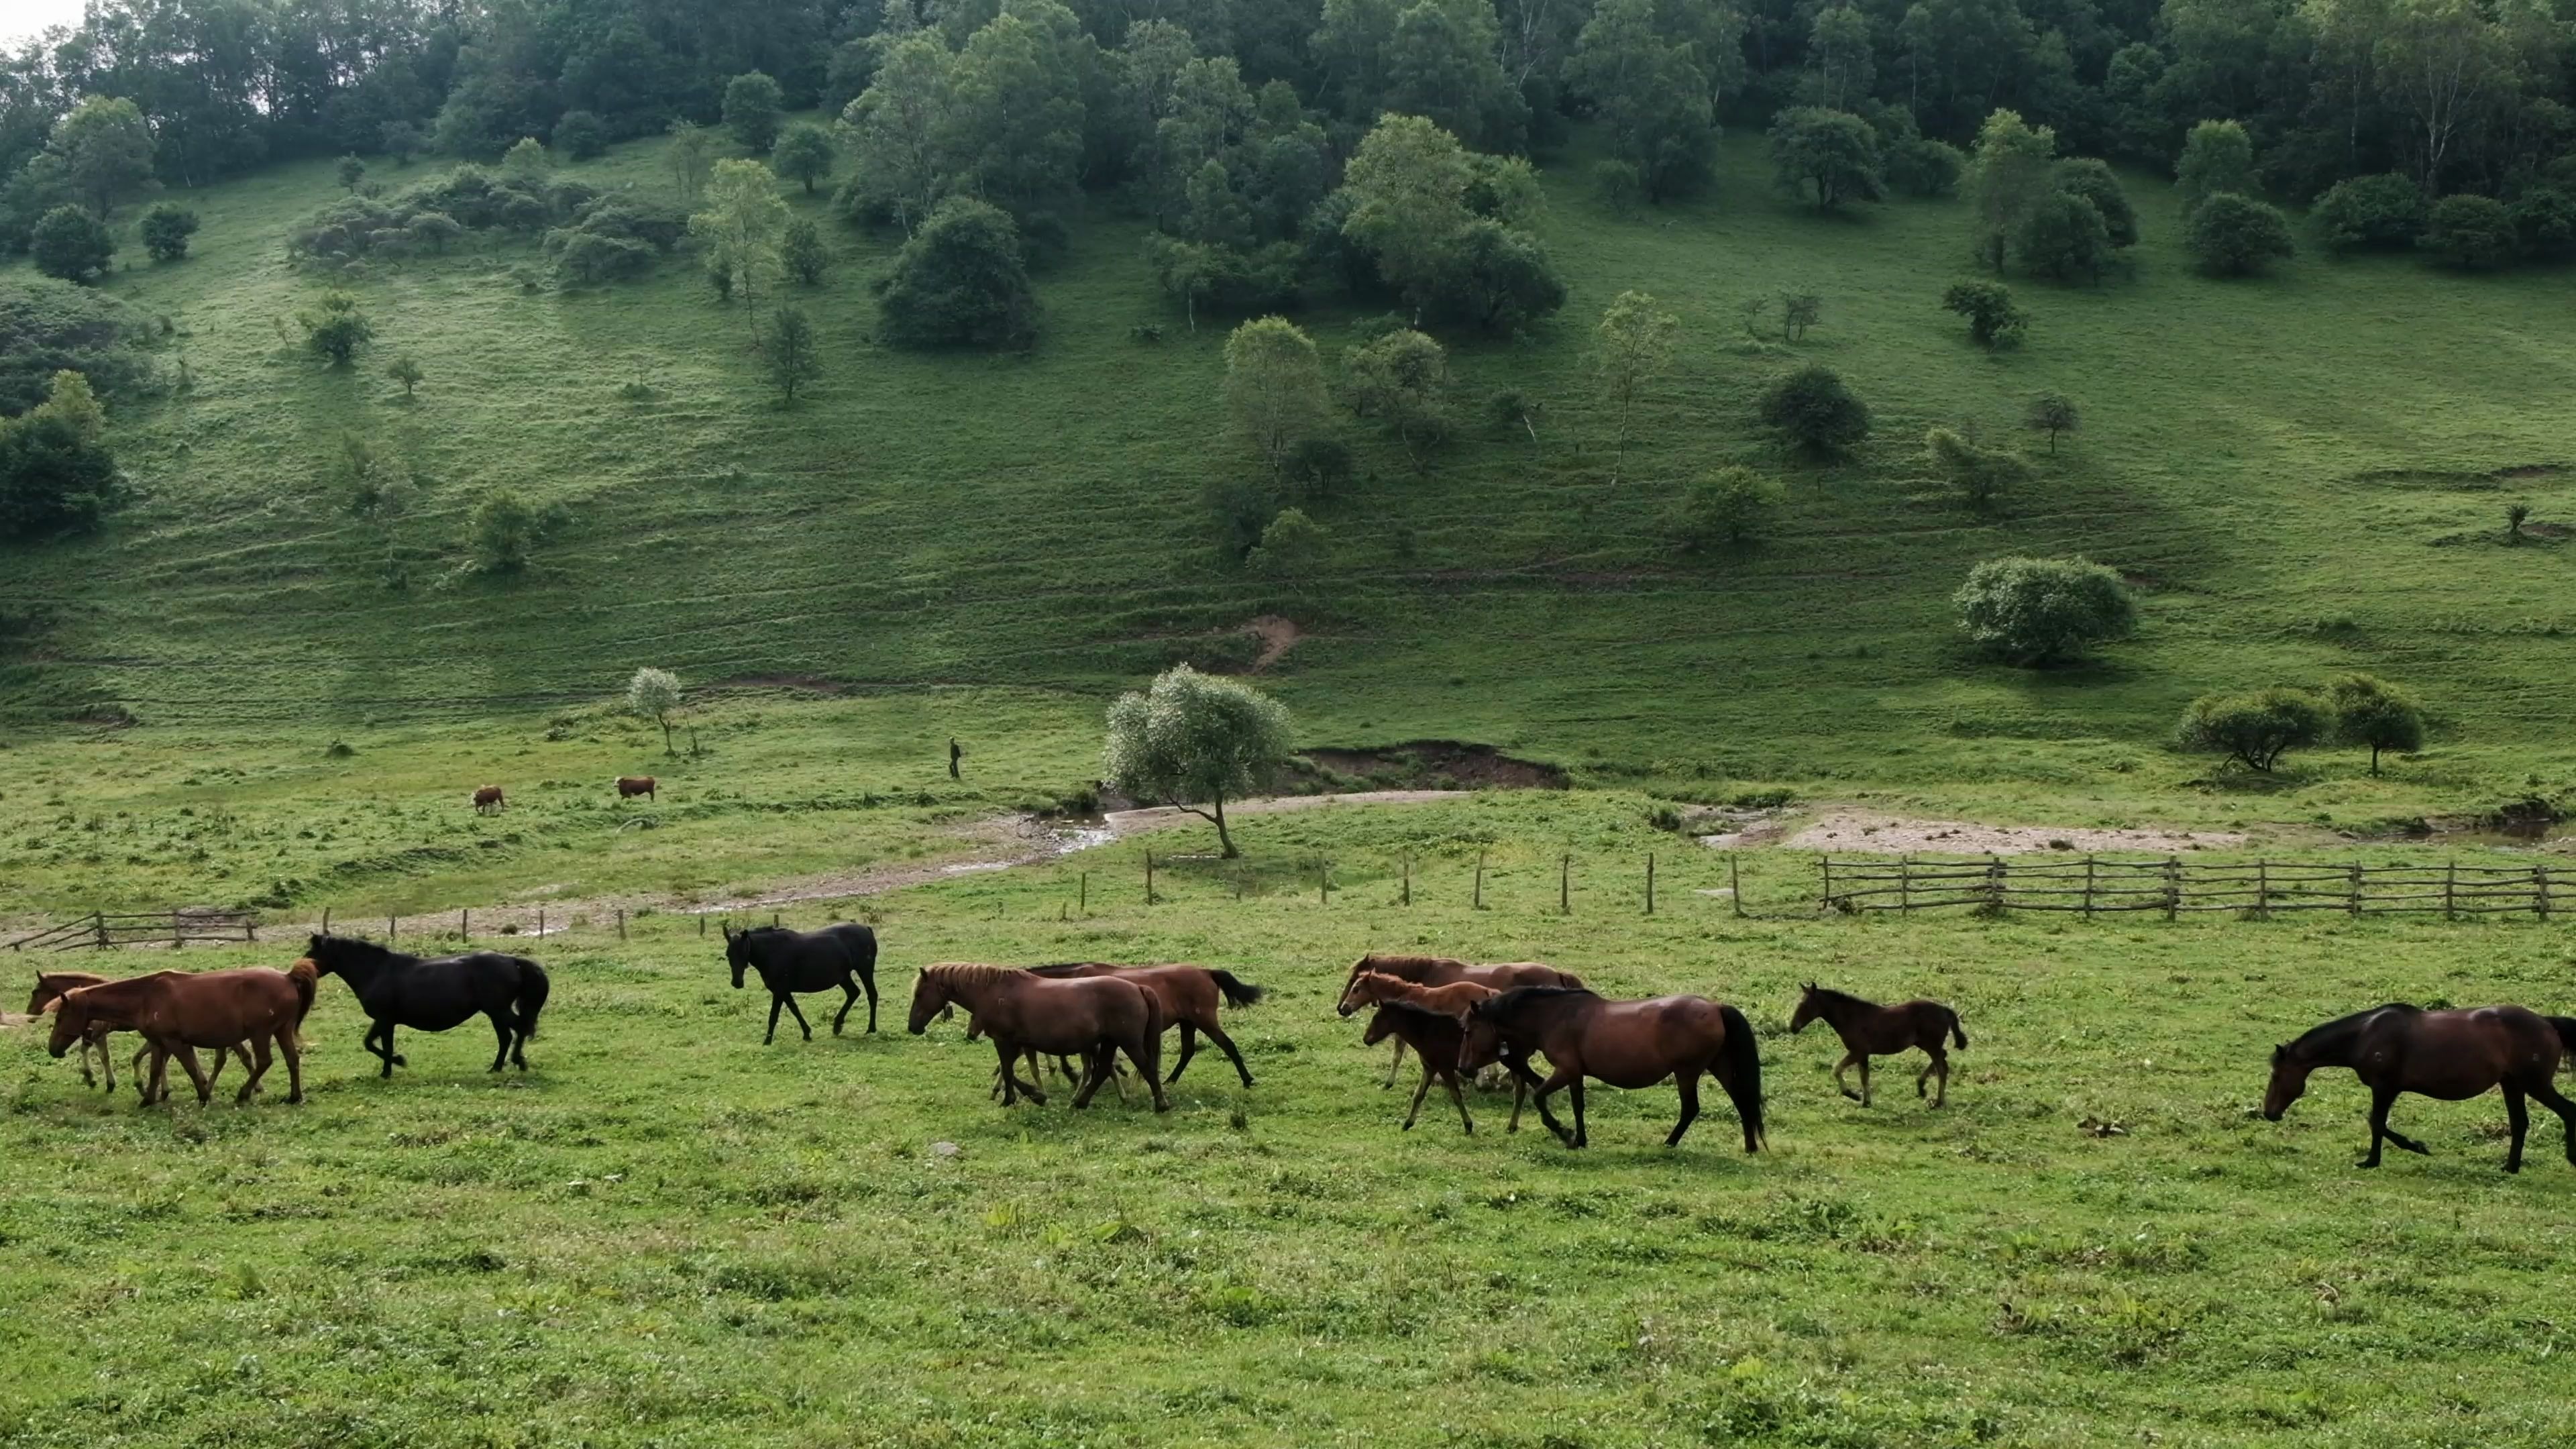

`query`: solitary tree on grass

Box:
[1593,289,1677,485]
[1758,364,1871,455]
[139,203,199,261]
[1102,665,1293,859]
[773,123,837,195]
[769,307,820,402]
[1942,280,2027,347]
[1953,555,2135,665]
[723,71,786,152]
[299,290,374,367]
[2328,674,2425,775]
[1224,316,1329,480]
[2178,688,2329,771]
[628,667,684,755]
[2025,392,2079,452]
[386,355,423,398]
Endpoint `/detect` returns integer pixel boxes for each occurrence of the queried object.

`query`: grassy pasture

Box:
[5,129,2576,814]
[7,797,2576,1448]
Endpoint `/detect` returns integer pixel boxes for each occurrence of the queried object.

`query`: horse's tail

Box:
[1208,969,1265,1008]
[1717,1004,1766,1152]
[1949,1008,1968,1050]
[288,958,319,1028]
[515,959,551,1040]
[2551,1016,2576,1059]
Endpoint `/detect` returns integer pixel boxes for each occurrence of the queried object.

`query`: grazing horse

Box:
[2264,1004,2576,1171]
[45,963,314,1106]
[472,785,506,814]
[1024,963,1265,1086]
[28,970,255,1097]
[722,922,879,1042]
[307,933,549,1077]
[1788,983,1968,1108]
[907,963,1169,1112]
[1339,954,1587,1087]
[616,775,657,802]
[1460,987,1766,1152]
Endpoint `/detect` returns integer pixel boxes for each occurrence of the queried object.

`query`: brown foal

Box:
[44,962,314,1106]
[1338,953,1586,1087]
[1788,983,1968,1108]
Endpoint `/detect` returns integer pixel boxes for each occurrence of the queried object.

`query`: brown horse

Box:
[1025,963,1265,1087]
[616,775,657,802]
[1460,986,1766,1152]
[1339,954,1587,1087]
[472,785,506,814]
[1788,983,1968,1108]
[46,962,315,1106]
[908,964,1169,1112]
[25,971,254,1097]
[2264,1004,2576,1171]
[1360,1002,1482,1133]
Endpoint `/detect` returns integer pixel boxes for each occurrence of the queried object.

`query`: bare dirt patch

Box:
[1246,616,1303,672]
[1774,811,2245,855]
[1299,741,1568,790]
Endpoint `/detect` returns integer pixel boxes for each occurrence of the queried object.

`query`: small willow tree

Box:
[627,667,683,755]
[1102,665,1291,859]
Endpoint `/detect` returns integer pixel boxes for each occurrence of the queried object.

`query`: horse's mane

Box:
[1805,985,1877,1012]
[2290,1002,2418,1051]
[1350,953,1465,981]
[1372,998,1462,1026]
[918,962,1022,987]
[1027,961,1114,977]
[1474,984,1599,1016]
[310,933,402,964]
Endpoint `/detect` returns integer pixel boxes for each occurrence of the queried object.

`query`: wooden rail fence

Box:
[1820,855,2559,920]
[5,910,261,953]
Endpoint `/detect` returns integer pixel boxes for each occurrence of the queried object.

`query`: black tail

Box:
[1716,1003,1766,1152]
[1208,969,1265,1008]
[2552,1016,2576,1059]
[515,959,551,1040]
[1949,1010,1968,1050]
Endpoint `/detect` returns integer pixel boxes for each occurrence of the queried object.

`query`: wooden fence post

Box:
[172,910,182,951]
[245,916,256,943]
[321,906,331,936]
[1985,856,2005,913]
[1473,850,1486,910]
[2538,864,2553,922]
[698,914,706,937]
[1319,858,1330,906]
[94,913,108,949]
[1145,851,1156,906]
[617,908,627,941]
[2255,860,2270,920]
[1898,854,1911,913]
[2444,861,2457,920]
[2349,862,2363,917]
[536,907,544,939]
[1729,855,1744,918]
[460,908,470,941]
[388,915,396,943]
[1560,854,1571,915]
[1821,856,1833,911]
[2082,855,2096,919]
[1401,855,1411,907]
[1645,853,1655,916]
[771,912,780,929]
[2163,857,2181,921]
[1079,871,1088,916]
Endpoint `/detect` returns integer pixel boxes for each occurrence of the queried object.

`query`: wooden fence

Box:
[1819,855,2560,919]
[5,910,260,953]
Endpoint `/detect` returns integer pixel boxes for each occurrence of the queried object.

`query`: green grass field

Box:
[7,126,2576,828]
[7,797,2576,1448]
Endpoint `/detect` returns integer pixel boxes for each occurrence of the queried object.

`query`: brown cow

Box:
[616,775,657,802]
[44,962,316,1106]
[472,785,506,814]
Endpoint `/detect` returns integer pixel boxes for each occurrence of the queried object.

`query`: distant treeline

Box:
[2,0,2570,246]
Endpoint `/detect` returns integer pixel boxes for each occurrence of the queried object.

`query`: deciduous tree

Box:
[1224,316,1330,478]
[2178,688,2330,771]
[1102,665,1293,858]
[1953,555,2137,665]
[627,667,684,755]
[1592,289,1676,485]
[2328,673,2426,774]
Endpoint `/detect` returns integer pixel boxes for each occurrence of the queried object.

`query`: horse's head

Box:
[906,971,953,1035]
[1336,970,1392,1018]
[40,990,88,1059]
[2261,1043,2307,1121]
[1788,983,1821,1034]
[721,924,753,988]
[304,934,341,977]
[1457,998,1508,1074]
[1360,1005,1398,1049]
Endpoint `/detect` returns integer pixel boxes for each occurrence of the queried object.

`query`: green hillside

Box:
[9,127,2576,817]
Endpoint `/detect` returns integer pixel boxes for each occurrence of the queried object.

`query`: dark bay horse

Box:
[722,922,879,1042]
[1339,954,1587,1087]
[616,775,657,802]
[307,933,549,1077]
[46,962,313,1106]
[2265,1004,2576,1171]
[1460,986,1765,1152]
[1024,963,1264,1086]
[1788,983,1968,1108]
[907,963,1168,1112]
[1362,1002,1481,1133]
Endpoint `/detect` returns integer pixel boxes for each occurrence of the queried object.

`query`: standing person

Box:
[949,737,962,780]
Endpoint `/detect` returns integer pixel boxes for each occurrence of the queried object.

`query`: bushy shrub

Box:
[1927,427,2033,508]
[0,370,121,541]
[2510,188,2576,260]
[139,203,200,262]
[0,280,154,414]
[31,207,113,283]
[298,290,374,366]
[2184,192,2294,276]
[1671,466,1786,549]
[1884,136,1966,197]
[2312,173,2424,252]
[2419,194,2516,270]
[1941,279,2027,347]
[879,198,1037,351]
[1953,555,2137,665]
[554,110,608,161]
[1758,364,1871,453]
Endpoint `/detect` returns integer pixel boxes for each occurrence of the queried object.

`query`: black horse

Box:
[722,922,879,1042]
[306,934,550,1077]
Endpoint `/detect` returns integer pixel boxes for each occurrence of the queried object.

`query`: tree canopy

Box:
[1102,665,1293,858]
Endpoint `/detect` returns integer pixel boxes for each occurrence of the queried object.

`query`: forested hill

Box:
[3,0,2569,222]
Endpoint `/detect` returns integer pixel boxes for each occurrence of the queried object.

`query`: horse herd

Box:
[20,920,2576,1172]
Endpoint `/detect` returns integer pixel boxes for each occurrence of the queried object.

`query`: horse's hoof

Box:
[1838,1089,1862,1102]
[392,1055,407,1066]
[2504,1161,2523,1174]
[2356,1159,2380,1169]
